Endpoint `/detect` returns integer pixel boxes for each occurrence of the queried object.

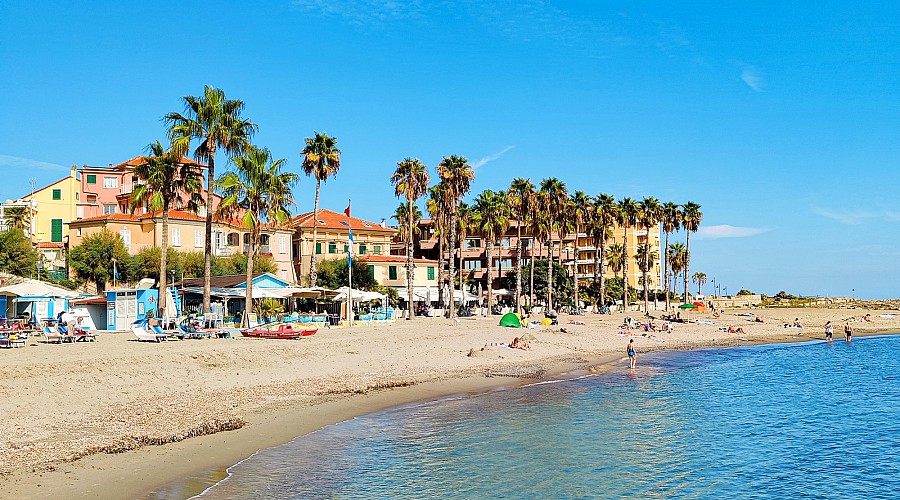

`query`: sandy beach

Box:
[3,306,898,499]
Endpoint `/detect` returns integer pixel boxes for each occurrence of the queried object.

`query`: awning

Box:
[334,287,386,303]
[0,279,79,298]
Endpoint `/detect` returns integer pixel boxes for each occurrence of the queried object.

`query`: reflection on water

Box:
[169,336,900,499]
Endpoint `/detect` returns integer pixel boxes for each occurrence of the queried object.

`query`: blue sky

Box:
[2,1,899,298]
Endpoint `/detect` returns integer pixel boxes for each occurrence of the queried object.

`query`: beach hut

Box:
[499,312,522,328]
[105,279,176,331]
[0,278,79,323]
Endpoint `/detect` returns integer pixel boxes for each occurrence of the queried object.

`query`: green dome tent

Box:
[499,312,522,328]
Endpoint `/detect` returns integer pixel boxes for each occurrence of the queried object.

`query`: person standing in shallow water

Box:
[825,321,834,343]
[627,339,636,369]
[844,322,853,342]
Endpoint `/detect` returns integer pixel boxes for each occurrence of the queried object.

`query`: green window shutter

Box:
[86,174,96,184]
[52,189,61,200]
[51,219,63,242]
[329,242,337,254]
[428,267,435,280]
[359,244,366,255]
[343,244,349,253]
[374,245,381,255]
[389,266,397,280]
[315,242,322,254]
[368,265,375,278]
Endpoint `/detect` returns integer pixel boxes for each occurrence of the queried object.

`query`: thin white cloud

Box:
[696,225,770,239]
[290,0,426,24]
[741,66,766,92]
[0,155,69,173]
[472,145,515,170]
[812,206,900,225]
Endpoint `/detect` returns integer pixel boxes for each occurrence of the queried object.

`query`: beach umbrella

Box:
[678,303,698,309]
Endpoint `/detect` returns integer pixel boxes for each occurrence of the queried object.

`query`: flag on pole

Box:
[347,228,354,268]
[344,202,351,218]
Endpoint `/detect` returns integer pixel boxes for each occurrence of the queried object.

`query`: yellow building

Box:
[570,222,663,292]
[16,165,79,245]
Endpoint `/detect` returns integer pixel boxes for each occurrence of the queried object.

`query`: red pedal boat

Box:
[241,324,317,339]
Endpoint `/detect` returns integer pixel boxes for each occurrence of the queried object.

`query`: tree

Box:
[570,191,591,310]
[217,146,297,326]
[737,289,754,296]
[436,155,474,318]
[692,272,707,296]
[592,193,616,308]
[392,202,423,243]
[681,201,703,302]
[606,242,625,281]
[667,242,686,302]
[130,141,204,321]
[316,257,378,291]
[471,190,510,315]
[661,201,682,311]
[69,230,130,291]
[539,178,567,309]
[507,177,535,314]
[636,196,661,314]
[529,191,551,309]
[300,131,341,286]
[4,206,30,231]
[456,201,472,289]
[426,184,449,310]
[166,85,257,314]
[0,229,39,277]
[617,197,638,311]
[635,242,659,310]
[500,258,572,307]
[391,158,430,320]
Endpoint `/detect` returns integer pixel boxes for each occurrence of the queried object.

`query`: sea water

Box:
[193,335,900,499]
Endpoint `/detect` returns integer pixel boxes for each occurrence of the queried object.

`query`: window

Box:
[86,174,97,184]
[227,233,239,246]
[499,258,513,269]
[373,245,382,255]
[52,189,61,200]
[464,238,481,249]
[521,238,532,249]
[389,266,398,280]
[368,265,375,278]
[77,228,82,236]
[359,244,366,255]
[464,260,482,270]
[343,243,349,253]
[103,204,116,215]
[195,229,202,248]
[427,267,435,280]
[328,242,337,254]
[172,228,181,246]
[260,234,270,246]
[51,219,63,242]
[501,238,511,249]
[279,235,287,254]
[281,270,287,280]
[119,229,131,250]
[315,242,322,254]
[103,177,118,189]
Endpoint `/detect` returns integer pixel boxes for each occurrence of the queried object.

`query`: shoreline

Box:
[3,308,897,499]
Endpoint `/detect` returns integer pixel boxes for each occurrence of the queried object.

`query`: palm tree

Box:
[681,202,703,302]
[217,146,298,327]
[661,202,682,311]
[637,196,661,314]
[539,178,567,309]
[508,178,535,314]
[667,242,687,302]
[692,272,707,297]
[437,155,474,318]
[635,242,659,312]
[456,201,472,291]
[391,158,430,320]
[392,202,423,243]
[607,242,625,280]
[593,193,616,308]
[570,191,590,311]
[530,192,551,309]
[471,190,510,315]
[300,132,341,286]
[130,141,204,322]
[166,86,257,313]
[4,206,30,231]
[617,197,638,312]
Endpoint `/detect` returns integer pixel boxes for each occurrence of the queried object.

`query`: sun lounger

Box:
[177,324,213,339]
[0,334,26,348]
[131,321,168,342]
[46,325,76,343]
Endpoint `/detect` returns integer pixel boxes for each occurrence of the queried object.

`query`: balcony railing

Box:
[243,244,270,254]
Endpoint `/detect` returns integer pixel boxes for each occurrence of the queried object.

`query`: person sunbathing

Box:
[510,337,530,350]
[727,325,745,334]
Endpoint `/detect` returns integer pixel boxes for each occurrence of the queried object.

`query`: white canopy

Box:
[269,286,340,299]
[182,286,282,299]
[0,279,79,298]
[333,287,386,303]
[397,286,480,303]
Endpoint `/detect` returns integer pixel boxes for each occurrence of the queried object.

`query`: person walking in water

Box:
[825,321,834,343]
[627,339,636,369]
[844,322,853,343]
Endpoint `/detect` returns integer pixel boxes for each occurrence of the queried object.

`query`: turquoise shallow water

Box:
[195,335,900,499]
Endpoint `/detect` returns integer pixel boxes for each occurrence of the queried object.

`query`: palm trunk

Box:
[684,232,691,302]
[406,199,414,321]
[528,239,535,310]
[547,239,553,310]
[244,228,256,328]
[203,145,216,314]
[309,180,320,286]
[622,227,628,312]
[486,241,494,315]
[642,262,649,315]
[572,224,579,312]
[663,230,671,311]
[599,231,607,308]
[448,211,457,318]
[437,228,445,311]
[159,208,169,321]
[515,223,522,315]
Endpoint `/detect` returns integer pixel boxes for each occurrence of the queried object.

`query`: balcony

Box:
[243,244,270,254]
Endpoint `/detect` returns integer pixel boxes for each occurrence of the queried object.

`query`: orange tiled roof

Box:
[70,213,140,224]
[112,155,207,169]
[70,209,291,231]
[291,209,395,233]
[361,255,437,265]
[35,242,65,249]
